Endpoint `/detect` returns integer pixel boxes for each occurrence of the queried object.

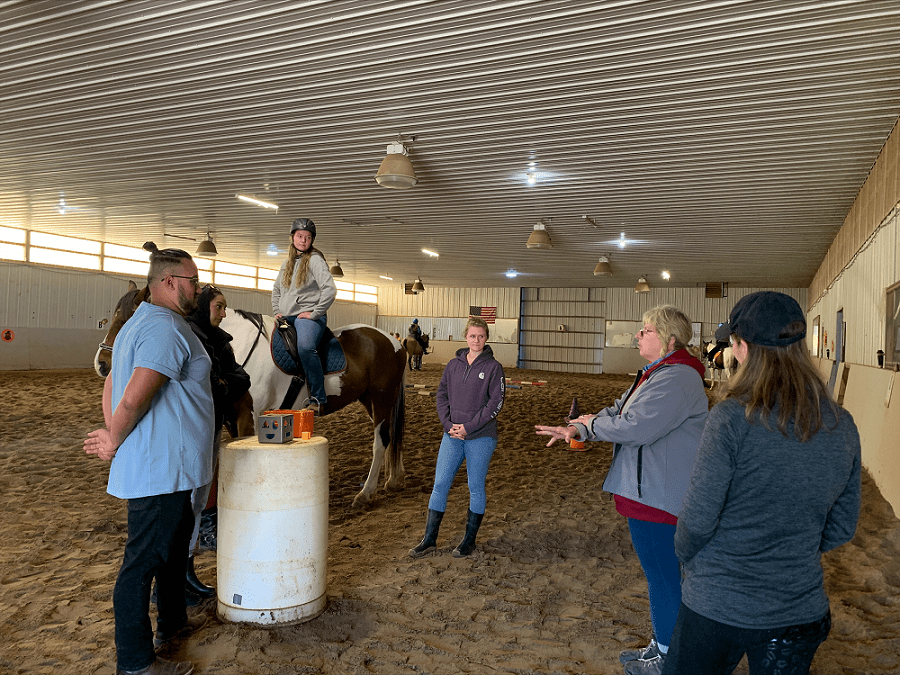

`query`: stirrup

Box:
[302,397,323,417]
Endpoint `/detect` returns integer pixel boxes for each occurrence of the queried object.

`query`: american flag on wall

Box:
[469,306,497,324]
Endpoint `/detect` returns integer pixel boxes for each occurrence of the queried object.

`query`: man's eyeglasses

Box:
[169,275,201,287]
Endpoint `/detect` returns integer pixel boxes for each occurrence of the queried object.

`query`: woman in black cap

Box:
[272,218,337,414]
[663,291,862,675]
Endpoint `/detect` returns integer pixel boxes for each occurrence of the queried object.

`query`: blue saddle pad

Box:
[271,321,347,376]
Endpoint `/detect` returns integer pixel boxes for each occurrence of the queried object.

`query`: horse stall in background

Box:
[94,284,408,508]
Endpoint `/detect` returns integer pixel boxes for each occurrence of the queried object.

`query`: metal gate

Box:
[517,287,605,373]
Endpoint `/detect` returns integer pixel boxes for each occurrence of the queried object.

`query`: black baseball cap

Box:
[727,291,806,347]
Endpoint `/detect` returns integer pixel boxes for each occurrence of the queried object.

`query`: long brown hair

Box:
[280,244,325,288]
[720,322,838,441]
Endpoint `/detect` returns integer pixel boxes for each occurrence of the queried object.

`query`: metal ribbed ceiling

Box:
[2,0,899,289]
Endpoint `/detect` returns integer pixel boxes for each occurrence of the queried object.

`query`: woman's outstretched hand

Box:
[534,425,579,447]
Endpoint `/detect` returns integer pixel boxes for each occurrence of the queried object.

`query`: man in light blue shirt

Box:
[85,245,214,675]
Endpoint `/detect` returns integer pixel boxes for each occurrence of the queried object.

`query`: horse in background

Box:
[702,340,737,385]
[95,283,408,508]
[402,334,429,371]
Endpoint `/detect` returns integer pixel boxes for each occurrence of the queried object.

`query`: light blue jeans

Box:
[428,433,497,514]
[293,314,327,406]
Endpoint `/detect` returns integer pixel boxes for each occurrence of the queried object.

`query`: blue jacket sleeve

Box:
[673,403,741,564]
[820,419,861,552]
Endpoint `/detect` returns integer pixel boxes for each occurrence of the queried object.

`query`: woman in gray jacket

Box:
[662,292,860,675]
[271,218,337,414]
[536,306,708,675]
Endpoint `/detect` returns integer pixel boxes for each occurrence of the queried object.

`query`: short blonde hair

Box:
[465,317,489,340]
[642,305,692,358]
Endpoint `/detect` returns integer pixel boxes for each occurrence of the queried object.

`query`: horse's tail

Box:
[387,377,405,476]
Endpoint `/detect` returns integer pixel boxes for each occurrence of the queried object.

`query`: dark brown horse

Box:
[95,283,407,508]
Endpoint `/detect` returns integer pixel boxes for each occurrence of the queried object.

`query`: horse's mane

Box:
[234,309,269,338]
[117,288,145,319]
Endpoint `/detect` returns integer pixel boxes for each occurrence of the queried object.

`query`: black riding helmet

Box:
[290,218,316,240]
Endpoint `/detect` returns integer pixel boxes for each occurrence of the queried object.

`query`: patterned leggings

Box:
[662,603,831,675]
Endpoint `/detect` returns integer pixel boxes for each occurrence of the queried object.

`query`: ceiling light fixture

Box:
[196,230,218,257]
[582,215,600,228]
[662,270,671,280]
[526,219,552,249]
[618,232,627,248]
[329,259,344,277]
[634,276,650,293]
[374,136,418,189]
[411,278,425,292]
[236,194,279,211]
[379,275,393,281]
[422,248,439,258]
[593,255,612,276]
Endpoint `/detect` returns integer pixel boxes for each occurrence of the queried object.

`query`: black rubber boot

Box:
[185,555,215,598]
[452,509,484,558]
[408,509,444,558]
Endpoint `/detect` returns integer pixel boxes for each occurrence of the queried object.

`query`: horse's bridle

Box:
[98,342,113,354]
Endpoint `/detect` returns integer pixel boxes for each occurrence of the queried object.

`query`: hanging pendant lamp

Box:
[196,230,217,257]
[374,139,418,189]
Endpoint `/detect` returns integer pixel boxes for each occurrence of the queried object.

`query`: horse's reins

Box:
[235,310,267,369]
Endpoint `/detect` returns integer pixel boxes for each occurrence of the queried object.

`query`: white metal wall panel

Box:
[0,262,147,329]
[0,262,378,331]
[602,286,807,340]
[808,207,900,366]
[378,286,520,320]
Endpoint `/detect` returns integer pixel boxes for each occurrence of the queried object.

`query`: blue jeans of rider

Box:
[294,314,328,407]
[428,433,497,514]
[114,490,194,671]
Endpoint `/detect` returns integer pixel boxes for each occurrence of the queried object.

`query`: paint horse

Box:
[94,283,408,508]
[402,334,430,371]
[702,340,737,384]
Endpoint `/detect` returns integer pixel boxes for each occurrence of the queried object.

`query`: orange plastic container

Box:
[568,438,587,451]
[263,409,314,437]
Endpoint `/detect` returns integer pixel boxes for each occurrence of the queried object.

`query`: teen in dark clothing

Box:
[183,285,251,599]
[409,317,505,559]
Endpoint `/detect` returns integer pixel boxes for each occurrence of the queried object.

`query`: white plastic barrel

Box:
[216,436,328,625]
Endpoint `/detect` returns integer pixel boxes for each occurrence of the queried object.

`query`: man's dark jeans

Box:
[113,490,194,671]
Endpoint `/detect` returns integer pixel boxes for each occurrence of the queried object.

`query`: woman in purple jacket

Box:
[409,317,506,558]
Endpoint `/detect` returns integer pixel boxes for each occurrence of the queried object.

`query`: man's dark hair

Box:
[143,242,192,285]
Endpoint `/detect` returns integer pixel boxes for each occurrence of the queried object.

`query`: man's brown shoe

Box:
[116,656,194,675]
[153,614,209,649]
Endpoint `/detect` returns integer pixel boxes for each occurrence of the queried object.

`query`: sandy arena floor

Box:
[1,367,898,674]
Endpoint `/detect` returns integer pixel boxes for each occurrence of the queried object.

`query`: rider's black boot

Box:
[409,509,444,558]
[185,555,215,598]
[452,509,484,558]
